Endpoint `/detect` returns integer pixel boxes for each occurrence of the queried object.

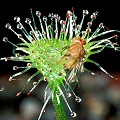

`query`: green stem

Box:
[53,91,67,120]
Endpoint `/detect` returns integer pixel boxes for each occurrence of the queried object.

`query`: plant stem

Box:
[53,91,67,120]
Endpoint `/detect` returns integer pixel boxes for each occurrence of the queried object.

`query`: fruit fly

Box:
[59,36,86,83]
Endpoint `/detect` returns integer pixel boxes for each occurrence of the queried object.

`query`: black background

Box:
[0,0,120,73]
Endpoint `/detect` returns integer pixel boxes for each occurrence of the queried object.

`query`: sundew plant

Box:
[1,8,120,120]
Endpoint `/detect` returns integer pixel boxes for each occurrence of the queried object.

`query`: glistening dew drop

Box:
[1,8,120,120]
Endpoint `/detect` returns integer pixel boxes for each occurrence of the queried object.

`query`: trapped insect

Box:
[59,36,86,84]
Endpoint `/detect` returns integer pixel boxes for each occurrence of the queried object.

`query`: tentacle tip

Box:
[43,110,46,114]
[33,82,37,86]
[16,92,21,96]
[115,78,120,82]
[66,92,71,97]
[71,112,76,117]
[0,87,4,91]
[75,96,82,103]
[9,77,12,81]
[113,34,118,39]
[27,92,31,96]
[54,112,56,116]
[57,91,61,96]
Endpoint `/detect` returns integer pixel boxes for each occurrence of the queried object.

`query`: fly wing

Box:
[65,61,84,90]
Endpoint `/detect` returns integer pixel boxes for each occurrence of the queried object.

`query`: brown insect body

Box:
[59,36,86,83]
[63,36,85,71]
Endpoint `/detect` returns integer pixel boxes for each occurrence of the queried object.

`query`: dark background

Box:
[0,1,120,120]
[0,0,120,73]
